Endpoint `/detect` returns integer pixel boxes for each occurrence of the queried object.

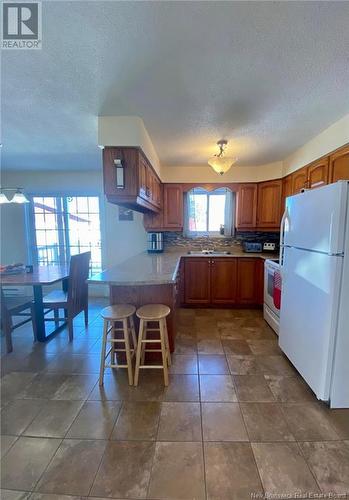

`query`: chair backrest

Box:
[0,287,11,325]
[67,252,91,315]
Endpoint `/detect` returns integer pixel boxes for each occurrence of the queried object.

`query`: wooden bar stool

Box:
[99,304,137,386]
[134,304,171,386]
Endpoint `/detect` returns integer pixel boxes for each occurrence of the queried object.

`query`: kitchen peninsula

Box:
[88,249,275,351]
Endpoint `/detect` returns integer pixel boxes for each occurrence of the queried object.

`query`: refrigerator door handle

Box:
[279,207,289,269]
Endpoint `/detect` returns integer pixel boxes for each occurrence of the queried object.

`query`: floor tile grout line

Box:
[145,399,164,498]
[294,440,324,494]
[86,438,110,497]
[198,374,208,500]
[27,436,64,494]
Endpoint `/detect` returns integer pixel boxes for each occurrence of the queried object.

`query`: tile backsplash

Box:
[163,231,279,250]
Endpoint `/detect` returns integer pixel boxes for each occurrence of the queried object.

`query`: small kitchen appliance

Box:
[242,241,262,253]
[147,232,164,253]
[279,181,349,408]
[263,242,276,252]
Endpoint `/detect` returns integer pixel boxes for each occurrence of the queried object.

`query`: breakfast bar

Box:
[88,249,275,352]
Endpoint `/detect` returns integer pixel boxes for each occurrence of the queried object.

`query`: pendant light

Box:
[0,188,30,204]
[208,140,237,175]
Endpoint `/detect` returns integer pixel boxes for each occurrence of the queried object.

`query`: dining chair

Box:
[0,287,37,353]
[42,251,91,341]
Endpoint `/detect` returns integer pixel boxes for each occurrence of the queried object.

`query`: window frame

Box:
[186,187,227,238]
[25,193,105,274]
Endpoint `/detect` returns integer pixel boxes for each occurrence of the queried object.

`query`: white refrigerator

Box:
[279,181,349,408]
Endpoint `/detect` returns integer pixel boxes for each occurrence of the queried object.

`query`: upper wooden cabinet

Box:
[282,175,293,208]
[308,157,329,189]
[236,184,257,229]
[103,147,161,213]
[163,184,183,229]
[329,145,349,183]
[291,166,308,194]
[256,180,282,229]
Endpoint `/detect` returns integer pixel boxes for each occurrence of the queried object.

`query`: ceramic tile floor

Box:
[1,300,349,500]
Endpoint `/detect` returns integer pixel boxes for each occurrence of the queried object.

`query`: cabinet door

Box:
[256,180,282,229]
[143,211,164,231]
[103,147,139,197]
[163,184,183,229]
[236,258,257,304]
[308,157,329,189]
[282,175,293,209]
[329,145,349,183]
[236,184,257,229]
[211,258,237,304]
[291,166,308,194]
[255,259,265,306]
[184,258,211,304]
[153,177,161,207]
[138,156,148,199]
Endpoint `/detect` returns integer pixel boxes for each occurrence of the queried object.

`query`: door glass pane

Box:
[30,196,102,274]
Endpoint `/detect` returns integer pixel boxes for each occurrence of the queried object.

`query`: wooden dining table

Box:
[1,265,70,342]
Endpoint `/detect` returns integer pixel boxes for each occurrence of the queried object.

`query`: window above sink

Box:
[184,187,235,238]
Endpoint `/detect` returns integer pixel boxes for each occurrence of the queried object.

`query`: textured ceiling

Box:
[2,1,349,171]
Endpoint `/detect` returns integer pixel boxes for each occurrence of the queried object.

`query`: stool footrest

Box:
[141,339,161,343]
[105,363,129,369]
[138,365,165,369]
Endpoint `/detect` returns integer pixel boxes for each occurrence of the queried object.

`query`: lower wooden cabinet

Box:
[184,258,211,305]
[182,257,263,306]
[236,258,257,304]
[211,258,237,305]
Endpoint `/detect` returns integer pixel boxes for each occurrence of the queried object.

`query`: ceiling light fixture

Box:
[208,140,237,175]
[0,188,30,204]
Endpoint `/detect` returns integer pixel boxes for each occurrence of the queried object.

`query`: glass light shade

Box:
[208,156,237,175]
[11,191,30,203]
[0,192,10,204]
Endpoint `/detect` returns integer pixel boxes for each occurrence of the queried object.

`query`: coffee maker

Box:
[147,232,164,253]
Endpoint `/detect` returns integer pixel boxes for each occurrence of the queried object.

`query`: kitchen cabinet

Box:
[235,184,257,229]
[143,183,183,231]
[103,146,161,213]
[183,257,262,306]
[163,184,183,229]
[282,175,293,209]
[236,258,257,304]
[329,145,349,183]
[308,157,329,189]
[255,259,265,306]
[184,258,211,304]
[211,258,237,305]
[256,180,282,229]
[291,166,308,194]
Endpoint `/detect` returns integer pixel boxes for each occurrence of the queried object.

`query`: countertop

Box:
[88,249,278,286]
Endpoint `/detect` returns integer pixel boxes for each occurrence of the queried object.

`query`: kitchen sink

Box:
[187,250,231,255]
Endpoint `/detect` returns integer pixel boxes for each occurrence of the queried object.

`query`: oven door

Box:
[264,262,279,318]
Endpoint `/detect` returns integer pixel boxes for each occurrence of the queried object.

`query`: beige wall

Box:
[98,116,161,176]
[161,161,283,183]
[283,113,349,176]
